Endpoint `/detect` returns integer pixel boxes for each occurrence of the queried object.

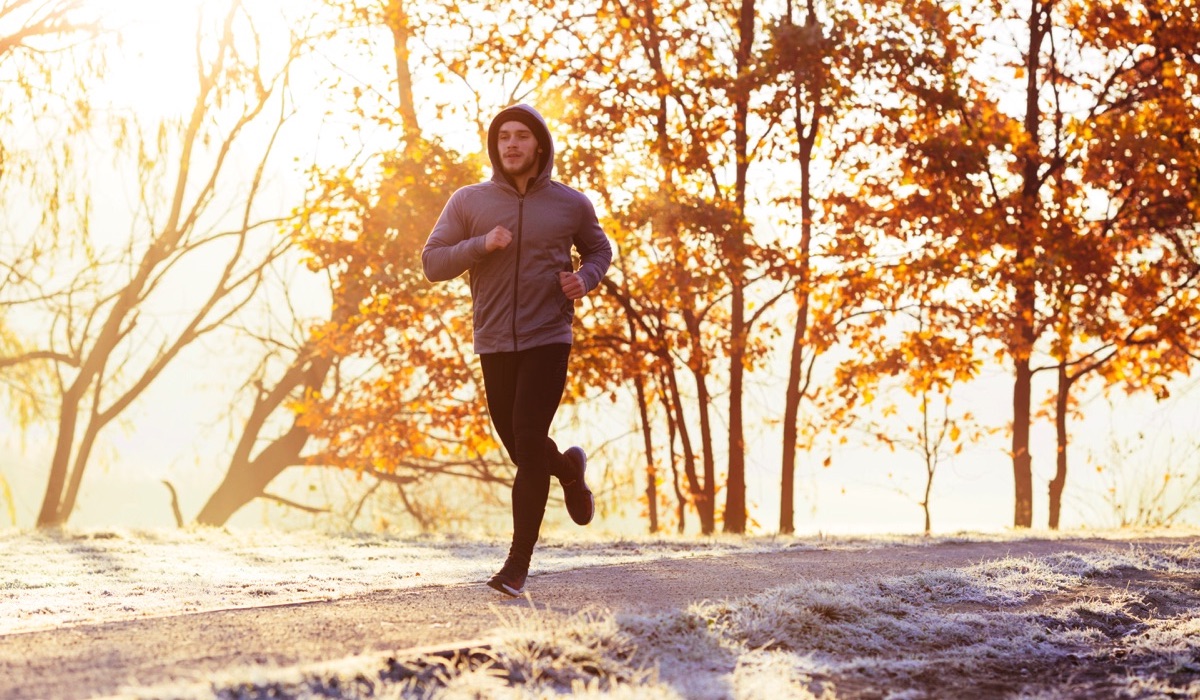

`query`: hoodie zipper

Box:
[511,194,525,351]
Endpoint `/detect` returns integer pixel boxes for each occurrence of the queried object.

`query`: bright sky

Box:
[96,0,296,114]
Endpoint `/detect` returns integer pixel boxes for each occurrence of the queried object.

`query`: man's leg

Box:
[479,350,518,460]
[507,343,571,566]
[479,344,570,595]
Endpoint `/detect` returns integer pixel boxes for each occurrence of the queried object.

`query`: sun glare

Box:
[95,0,287,116]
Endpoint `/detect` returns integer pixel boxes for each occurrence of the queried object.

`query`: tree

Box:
[0,0,101,190]
[1089,383,1200,529]
[35,0,301,526]
[537,0,802,533]
[850,304,996,533]
[828,0,1199,529]
[766,0,878,534]
[0,0,101,428]
[195,0,497,527]
[1038,0,1200,528]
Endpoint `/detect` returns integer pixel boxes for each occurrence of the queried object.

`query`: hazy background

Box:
[2,0,1197,536]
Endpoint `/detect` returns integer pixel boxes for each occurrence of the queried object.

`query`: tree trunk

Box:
[780,215,812,535]
[921,392,934,535]
[58,410,103,523]
[1048,361,1069,529]
[780,329,800,534]
[37,384,83,526]
[196,350,333,526]
[660,380,687,534]
[666,361,712,533]
[692,367,717,534]
[39,270,154,526]
[385,0,420,145]
[722,0,756,535]
[195,422,309,526]
[1010,0,1047,529]
[634,363,659,533]
[622,292,658,533]
[633,377,662,530]
[1012,357,1035,528]
[781,28,820,532]
[678,304,716,533]
[725,279,747,533]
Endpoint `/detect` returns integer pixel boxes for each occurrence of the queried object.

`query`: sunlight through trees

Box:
[0,0,1196,533]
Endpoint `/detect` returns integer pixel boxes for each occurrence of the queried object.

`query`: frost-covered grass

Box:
[10,525,1175,635]
[0,527,790,634]
[4,528,1198,698]
[149,542,1199,699]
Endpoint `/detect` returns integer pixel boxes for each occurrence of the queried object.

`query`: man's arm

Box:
[571,195,613,293]
[422,192,493,282]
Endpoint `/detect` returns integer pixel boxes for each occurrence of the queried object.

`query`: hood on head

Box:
[487,104,554,184]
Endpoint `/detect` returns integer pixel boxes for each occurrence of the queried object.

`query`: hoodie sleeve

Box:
[573,194,613,292]
[422,189,490,282]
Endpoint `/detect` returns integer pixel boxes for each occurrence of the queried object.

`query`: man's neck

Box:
[511,172,532,194]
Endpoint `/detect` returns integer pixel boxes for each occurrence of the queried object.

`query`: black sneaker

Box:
[561,446,594,526]
[486,559,528,597]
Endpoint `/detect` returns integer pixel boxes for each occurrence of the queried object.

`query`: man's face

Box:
[497,121,539,179]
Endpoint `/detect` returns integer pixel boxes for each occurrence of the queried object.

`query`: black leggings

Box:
[480,343,571,566]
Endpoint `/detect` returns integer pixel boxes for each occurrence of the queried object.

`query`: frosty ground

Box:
[1,529,1198,699]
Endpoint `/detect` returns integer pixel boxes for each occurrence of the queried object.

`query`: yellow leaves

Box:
[465,430,498,456]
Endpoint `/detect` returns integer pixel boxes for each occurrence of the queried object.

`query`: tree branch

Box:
[258,492,330,515]
[0,350,77,369]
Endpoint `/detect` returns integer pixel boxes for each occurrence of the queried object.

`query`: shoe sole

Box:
[569,492,594,526]
[564,447,594,526]
[486,577,523,597]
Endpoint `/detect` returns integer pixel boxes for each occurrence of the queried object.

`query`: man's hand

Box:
[558,270,587,300]
[485,226,513,252]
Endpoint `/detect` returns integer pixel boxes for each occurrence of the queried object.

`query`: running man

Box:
[421,104,613,596]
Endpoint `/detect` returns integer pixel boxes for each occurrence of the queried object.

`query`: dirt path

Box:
[1,536,1193,699]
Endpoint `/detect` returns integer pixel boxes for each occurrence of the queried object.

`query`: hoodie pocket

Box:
[558,293,575,321]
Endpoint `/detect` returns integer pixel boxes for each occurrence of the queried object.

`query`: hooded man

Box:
[421,104,613,596]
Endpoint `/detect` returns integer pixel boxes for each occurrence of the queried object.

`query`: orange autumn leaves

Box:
[287,0,1198,532]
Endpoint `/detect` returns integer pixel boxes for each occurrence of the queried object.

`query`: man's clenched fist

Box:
[558,271,586,300]
[485,226,513,252]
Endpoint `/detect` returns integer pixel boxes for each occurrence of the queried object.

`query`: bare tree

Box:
[0,0,102,423]
[35,0,303,526]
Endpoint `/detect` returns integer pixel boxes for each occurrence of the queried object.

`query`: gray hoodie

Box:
[421,104,613,354]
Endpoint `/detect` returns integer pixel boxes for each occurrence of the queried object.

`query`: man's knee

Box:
[512,432,551,472]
